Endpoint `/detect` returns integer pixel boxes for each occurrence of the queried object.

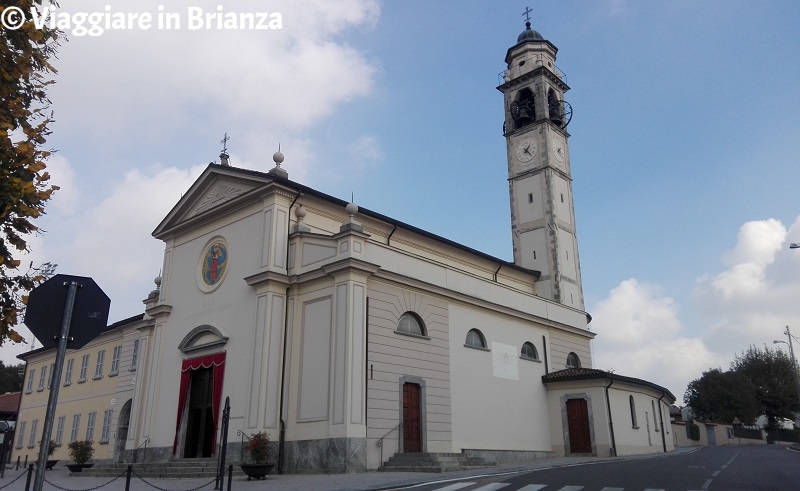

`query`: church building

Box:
[14,17,675,472]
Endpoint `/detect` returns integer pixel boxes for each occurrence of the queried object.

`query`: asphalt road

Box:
[391,445,800,491]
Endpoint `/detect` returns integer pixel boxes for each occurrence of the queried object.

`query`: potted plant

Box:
[66,440,94,472]
[239,431,274,480]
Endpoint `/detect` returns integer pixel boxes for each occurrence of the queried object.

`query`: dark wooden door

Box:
[566,398,592,454]
[402,383,421,452]
[184,367,214,458]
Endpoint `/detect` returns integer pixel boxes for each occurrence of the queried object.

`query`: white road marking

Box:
[703,478,713,489]
[557,487,585,491]
[515,485,547,491]
[433,483,475,491]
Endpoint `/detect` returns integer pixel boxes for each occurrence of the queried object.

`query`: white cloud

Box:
[590,217,800,406]
[591,279,728,404]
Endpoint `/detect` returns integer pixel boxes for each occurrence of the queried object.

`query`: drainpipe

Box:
[604,377,617,457]
[493,264,502,282]
[387,223,397,246]
[542,335,548,374]
[278,190,301,474]
[657,391,667,452]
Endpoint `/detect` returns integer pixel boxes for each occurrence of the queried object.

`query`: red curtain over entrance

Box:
[172,352,226,454]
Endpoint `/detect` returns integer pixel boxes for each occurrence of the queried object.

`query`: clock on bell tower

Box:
[498,10,583,309]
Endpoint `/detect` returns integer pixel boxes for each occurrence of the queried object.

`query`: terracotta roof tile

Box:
[0,392,21,415]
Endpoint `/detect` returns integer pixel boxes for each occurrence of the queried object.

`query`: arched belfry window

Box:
[566,352,580,368]
[511,88,535,129]
[465,329,487,349]
[396,312,426,337]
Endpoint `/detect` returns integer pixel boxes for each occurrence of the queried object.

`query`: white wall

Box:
[449,303,552,452]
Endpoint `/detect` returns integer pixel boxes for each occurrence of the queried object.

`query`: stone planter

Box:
[66,463,94,472]
[239,463,274,480]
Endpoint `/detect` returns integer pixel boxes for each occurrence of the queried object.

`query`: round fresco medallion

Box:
[201,240,228,287]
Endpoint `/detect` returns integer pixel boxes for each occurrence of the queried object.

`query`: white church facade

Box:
[15,18,675,472]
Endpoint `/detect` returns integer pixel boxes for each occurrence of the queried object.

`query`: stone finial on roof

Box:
[269,144,288,178]
[340,201,363,233]
[294,204,310,233]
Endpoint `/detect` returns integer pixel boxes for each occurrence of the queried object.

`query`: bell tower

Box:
[498,11,583,309]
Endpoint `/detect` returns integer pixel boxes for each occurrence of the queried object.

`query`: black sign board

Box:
[24,274,111,349]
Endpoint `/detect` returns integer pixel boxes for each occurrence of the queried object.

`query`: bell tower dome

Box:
[498,10,583,309]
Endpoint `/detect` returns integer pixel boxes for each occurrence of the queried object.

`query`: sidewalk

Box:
[2,448,699,491]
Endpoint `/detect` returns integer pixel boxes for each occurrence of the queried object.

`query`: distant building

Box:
[15,15,675,472]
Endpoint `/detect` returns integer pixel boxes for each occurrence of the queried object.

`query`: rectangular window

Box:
[93,350,105,380]
[47,363,54,388]
[79,354,89,383]
[110,345,121,376]
[26,368,35,393]
[86,411,97,441]
[100,410,113,443]
[64,358,74,386]
[28,419,38,448]
[37,365,47,391]
[70,414,81,443]
[130,339,140,371]
[15,421,26,448]
[55,415,66,446]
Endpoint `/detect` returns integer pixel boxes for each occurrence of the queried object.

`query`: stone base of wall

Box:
[123,438,367,474]
[282,437,367,474]
[463,448,556,464]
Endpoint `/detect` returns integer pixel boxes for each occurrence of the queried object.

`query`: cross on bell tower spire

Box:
[522,6,533,24]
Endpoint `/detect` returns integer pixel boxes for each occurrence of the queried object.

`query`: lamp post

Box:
[773,326,800,412]
[790,243,800,249]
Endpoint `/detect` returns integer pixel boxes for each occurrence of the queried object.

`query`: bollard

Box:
[16,455,21,470]
[24,463,34,491]
[125,465,133,491]
[227,464,233,491]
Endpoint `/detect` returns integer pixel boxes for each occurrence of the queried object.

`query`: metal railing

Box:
[497,53,568,86]
[376,422,403,464]
[132,437,149,463]
[237,430,253,462]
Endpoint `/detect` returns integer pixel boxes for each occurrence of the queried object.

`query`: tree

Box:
[1,0,61,345]
[0,360,24,393]
[731,345,800,429]
[684,368,759,424]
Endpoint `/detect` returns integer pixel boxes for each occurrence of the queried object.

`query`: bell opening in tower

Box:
[511,88,535,129]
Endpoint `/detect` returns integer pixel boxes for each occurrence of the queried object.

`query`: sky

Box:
[2,0,800,406]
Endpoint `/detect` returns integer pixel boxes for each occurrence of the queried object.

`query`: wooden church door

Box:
[566,398,592,454]
[403,383,422,452]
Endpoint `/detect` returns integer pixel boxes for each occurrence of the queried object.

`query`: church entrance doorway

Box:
[402,382,422,452]
[566,398,592,454]
[172,353,226,458]
[184,367,214,458]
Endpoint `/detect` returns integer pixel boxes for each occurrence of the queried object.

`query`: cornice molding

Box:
[373,269,593,339]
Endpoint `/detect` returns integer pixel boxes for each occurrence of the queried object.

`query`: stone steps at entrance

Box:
[76,458,245,479]
[379,452,496,473]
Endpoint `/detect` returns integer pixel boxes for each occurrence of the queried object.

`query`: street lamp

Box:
[773,326,800,413]
[790,243,800,249]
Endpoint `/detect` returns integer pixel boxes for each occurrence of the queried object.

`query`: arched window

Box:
[521,342,538,360]
[566,352,580,368]
[396,312,425,337]
[652,400,659,432]
[465,329,487,349]
[630,395,638,427]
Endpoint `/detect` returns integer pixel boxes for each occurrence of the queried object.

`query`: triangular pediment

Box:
[153,165,274,239]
